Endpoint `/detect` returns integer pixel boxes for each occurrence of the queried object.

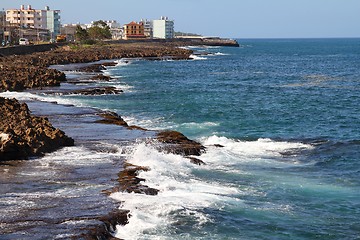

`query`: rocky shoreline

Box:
[0,42,192,92]
[0,41,215,239]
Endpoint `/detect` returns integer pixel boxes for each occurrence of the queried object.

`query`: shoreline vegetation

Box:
[0,38,238,239]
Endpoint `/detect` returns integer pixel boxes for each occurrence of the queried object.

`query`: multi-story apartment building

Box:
[152,16,174,39]
[6,5,60,38]
[140,19,152,38]
[0,11,5,42]
[45,6,60,38]
[123,21,146,39]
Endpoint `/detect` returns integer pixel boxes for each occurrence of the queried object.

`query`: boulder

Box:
[0,97,74,161]
[156,130,206,156]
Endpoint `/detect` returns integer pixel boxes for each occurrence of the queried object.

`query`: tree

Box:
[75,25,89,41]
[88,20,112,40]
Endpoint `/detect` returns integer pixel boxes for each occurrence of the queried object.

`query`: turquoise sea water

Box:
[72,39,360,239]
[6,39,359,239]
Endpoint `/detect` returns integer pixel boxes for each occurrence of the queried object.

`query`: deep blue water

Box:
[51,39,360,239]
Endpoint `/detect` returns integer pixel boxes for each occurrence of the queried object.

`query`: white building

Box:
[151,16,174,39]
[140,19,152,38]
[6,5,60,38]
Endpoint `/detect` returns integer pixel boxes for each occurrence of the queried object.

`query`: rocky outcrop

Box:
[91,74,114,81]
[65,87,123,96]
[117,164,159,195]
[95,112,129,127]
[0,97,74,161]
[76,209,129,240]
[156,130,206,156]
[95,111,147,131]
[0,66,66,91]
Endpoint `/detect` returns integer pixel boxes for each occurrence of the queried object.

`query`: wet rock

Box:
[90,74,113,81]
[95,112,128,127]
[78,64,107,73]
[156,130,206,156]
[214,144,225,148]
[0,97,74,160]
[66,87,123,96]
[112,164,159,196]
[95,111,148,131]
[78,209,129,240]
[186,156,206,165]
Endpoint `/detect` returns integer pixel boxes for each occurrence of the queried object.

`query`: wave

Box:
[180,121,219,128]
[213,52,229,56]
[200,135,314,167]
[111,143,239,239]
[189,54,208,60]
[114,59,133,67]
[110,136,315,238]
[0,91,86,107]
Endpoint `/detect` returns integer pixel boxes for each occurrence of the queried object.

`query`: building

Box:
[44,6,61,38]
[140,19,152,38]
[103,20,122,40]
[6,5,60,39]
[123,21,146,40]
[152,16,174,39]
[0,10,5,43]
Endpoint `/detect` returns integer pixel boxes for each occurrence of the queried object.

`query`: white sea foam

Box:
[114,59,133,67]
[111,143,239,239]
[0,91,86,107]
[213,52,229,56]
[40,146,116,167]
[189,54,208,60]
[200,135,314,168]
[180,121,219,128]
[123,116,168,130]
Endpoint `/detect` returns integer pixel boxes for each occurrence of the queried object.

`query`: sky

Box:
[1,0,360,38]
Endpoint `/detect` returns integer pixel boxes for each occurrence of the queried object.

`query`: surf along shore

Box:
[0,39,237,239]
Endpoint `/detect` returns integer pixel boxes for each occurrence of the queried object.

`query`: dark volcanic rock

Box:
[108,164,159,196]
[77,209,129,240]
[186,156,206,165]
[67,87,123,96]
[156,130,206,156]
[0,97,74,160]
[91,74,113,81]
[95,112,129,127]
[95,111,148,131]
[78,64,107,73]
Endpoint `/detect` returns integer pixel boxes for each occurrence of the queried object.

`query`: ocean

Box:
[2,38,360,239]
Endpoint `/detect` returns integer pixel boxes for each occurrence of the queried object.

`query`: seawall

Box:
[0,43,66,57]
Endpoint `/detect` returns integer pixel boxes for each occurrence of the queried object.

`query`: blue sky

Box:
[2,0,360,38]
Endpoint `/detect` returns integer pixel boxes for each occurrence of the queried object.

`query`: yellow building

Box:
[123,21,146,40]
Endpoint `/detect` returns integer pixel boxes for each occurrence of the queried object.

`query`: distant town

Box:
[0,5,202,46]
